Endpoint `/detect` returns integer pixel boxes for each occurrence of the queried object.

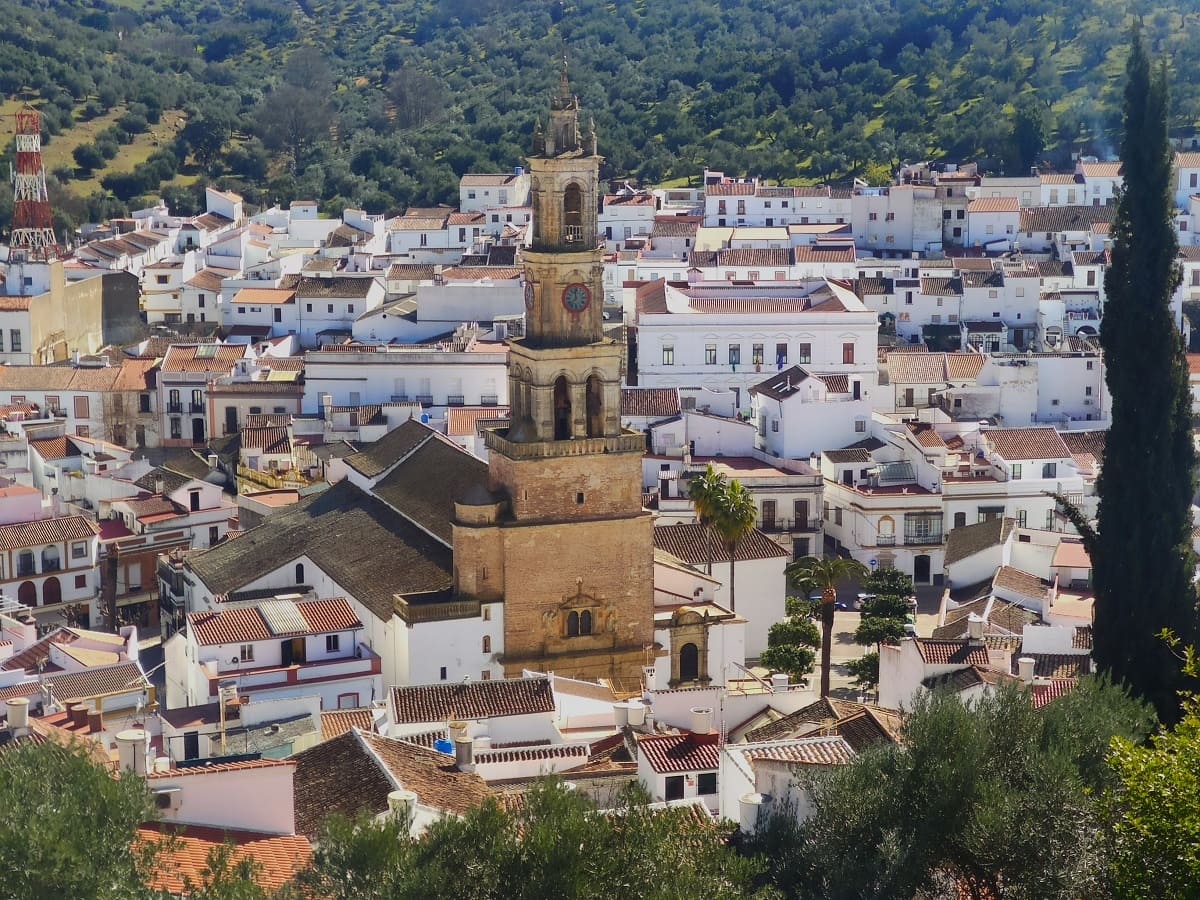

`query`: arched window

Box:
[566,610,580,637]
[563,184,583,243]
[295,563,305,584]
[579,610,592,635]
[17,581,36,608]
[482,635,491,653]
[41,546,60,572]
[42,576,61,607]
[878,516,895,543]
[679,643,699,682]
[553,376,571,441]
[585,375,603,438]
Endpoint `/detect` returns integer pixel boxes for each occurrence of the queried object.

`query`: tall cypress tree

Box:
[1086,29,1198,722]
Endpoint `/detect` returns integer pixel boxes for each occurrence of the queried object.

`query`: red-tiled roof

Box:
[188,597,362,646]
[638,731,721,773]
[621,387,681,418]
[390,676,555,724]
[984,427,1071,460]
[993,566,1048,599]
[446,406,509,437]
[148,758,295,779]
[744,736,855,766]
[241,426,291,453]
[0,515,97,551]
[320,707,377,740]
[913,639,991,666]
[967,197,1020,213]
[1031,679,1077,708]
[136,824,311,894]
[161,344,246,373]
[42,661,148,703]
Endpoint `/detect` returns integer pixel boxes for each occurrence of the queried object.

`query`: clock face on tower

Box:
[524,281,536,310]
[562,283,591,313]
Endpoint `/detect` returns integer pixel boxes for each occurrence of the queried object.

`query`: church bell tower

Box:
[453,57,654,687]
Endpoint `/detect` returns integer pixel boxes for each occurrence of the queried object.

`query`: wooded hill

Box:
[4,0,1200,228]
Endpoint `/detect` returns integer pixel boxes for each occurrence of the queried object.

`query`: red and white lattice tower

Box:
[9,105,58,260]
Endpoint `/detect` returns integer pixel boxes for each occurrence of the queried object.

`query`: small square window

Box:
[74,574,87,589]
[239,644,254,663]
[325,634,340,654]
[697,772,718,795]
[576,492,585,505]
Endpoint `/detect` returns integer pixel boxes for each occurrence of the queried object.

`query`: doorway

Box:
[914,554,931,584]
[191,417,205,445]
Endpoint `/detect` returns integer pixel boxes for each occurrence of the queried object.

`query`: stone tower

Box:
[452,59,654,687]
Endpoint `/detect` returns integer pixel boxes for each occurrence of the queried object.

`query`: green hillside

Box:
[2,0,1200,227]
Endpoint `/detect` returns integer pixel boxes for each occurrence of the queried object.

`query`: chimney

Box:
[115,729,150,775]
[967,614,984,644]
[71,349,80,367]
[6,697,29,735]
[87,710,103,734]
[154,475,164,496]
[206,454,218,470]
[319,393,333,421]
[454,736,475,773]
[690,706,714,736]
[69,703,89,728]
[387,788,418,823]
[1017,656,1036,684]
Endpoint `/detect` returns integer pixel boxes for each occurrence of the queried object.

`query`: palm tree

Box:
[713,479,758,613]
[786,555,869,698]
[688,463,727,576]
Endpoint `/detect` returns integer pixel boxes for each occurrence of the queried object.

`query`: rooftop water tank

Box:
[433,738,454,755]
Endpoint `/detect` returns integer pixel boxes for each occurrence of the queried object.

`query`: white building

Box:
[633,278,879,416]
[164,595,383,710]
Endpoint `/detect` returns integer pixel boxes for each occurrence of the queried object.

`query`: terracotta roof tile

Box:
[944,518,1015,566]
[188,597,361,646]
[984,427,1070,460]
[291,729,492,837]
[946,352,986,380]
[390,676,555,724]
[888,352,947,384]
[638,731,721,773]
[160,344,247,374]
[1031,679,1077,708]
[232,287,295,305]
[907,423,946,449]
[621,388,680,418]
[967,197,1019,213]
[137,824,311,894]
[293,276,379,299]
[241,426,291,453]
[744,736,855,766]
[913,639,991,666]
[653,523,788,564]
[0,515,97,551]
[320,707,377,740]
[445,406,509,437]
[149,758,295,778]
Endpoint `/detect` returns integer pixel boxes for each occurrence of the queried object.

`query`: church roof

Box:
[372,431,489,544]
[186,481,452,622]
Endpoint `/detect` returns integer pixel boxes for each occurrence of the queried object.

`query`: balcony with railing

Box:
[188,402,205,414]
[166,402,183,414]
[758,517,822,534]
[562,225,584,245]
[414,394,434,406]
[480,394,499,406]
[875,534,896,546]
[446,394,465,407]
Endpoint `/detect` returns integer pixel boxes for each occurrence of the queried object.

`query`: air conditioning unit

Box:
[1083,399,1093,406]
[154,788,182,811]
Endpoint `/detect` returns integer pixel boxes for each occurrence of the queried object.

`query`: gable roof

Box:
[1019,205,1115,233]
[160,344,247,374]
[652,523,788,564]
[749,365,825,401]
[0,515,98,552]
[944,517,1015,566]
[638,731,721,773]
[984,427,1071,461]
[371,431,488,543]
[390,676,555,724]
[913,639,991,666]
[290,729,493,838]
[343,419,431,478]
[137,824,311,894]
[186,480,453,622]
